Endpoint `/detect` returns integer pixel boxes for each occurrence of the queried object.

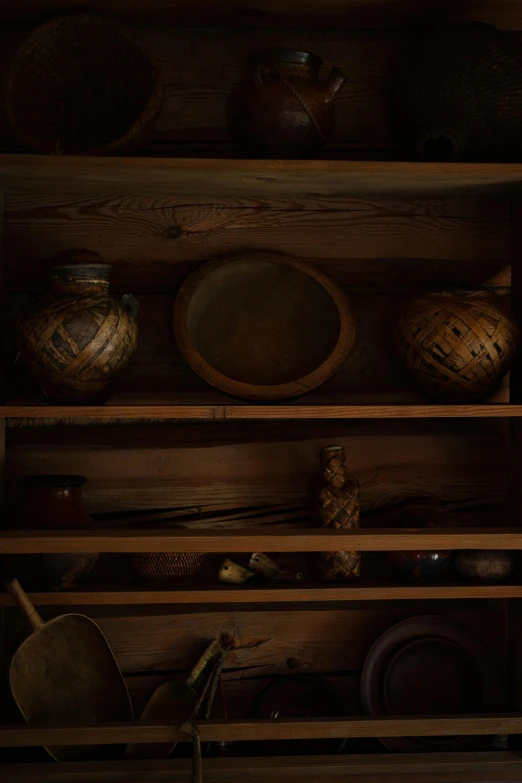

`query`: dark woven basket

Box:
[132,552,207,586]
[6,14,163,155]
[389,22,522,161]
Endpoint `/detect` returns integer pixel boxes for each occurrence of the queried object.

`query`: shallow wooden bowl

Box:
[173,252,355,400]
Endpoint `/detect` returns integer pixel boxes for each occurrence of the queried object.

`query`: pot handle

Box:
[252,64,266,87]
[120,294,139,320]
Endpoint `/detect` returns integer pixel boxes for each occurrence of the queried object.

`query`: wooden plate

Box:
[173,251,355,400]
[361,615,503,752]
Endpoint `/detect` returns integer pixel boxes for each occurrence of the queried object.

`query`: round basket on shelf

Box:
[132,552,207,587]
[394,291,519,402]
[6,14,163,155]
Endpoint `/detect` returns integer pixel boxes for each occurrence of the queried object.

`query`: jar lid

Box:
[22,475,87,488]
[49,263,112,281]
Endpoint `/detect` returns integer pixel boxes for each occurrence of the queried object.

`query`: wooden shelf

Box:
[2,753,522,783]
[2,156,522,199]
[1,403,519,422]
[1,582,521,606]
[1,715,522,746]
[2,527,521,553]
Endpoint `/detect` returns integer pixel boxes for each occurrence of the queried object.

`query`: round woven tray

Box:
[6,14,163,154]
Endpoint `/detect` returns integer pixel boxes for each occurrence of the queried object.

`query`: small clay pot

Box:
[7,475,98,590]
[454,550,516,583]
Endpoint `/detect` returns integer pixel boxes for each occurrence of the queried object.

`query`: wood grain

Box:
[3,195,509,291]
[5,420,506,525]
[2,528,521,553]
[1,404,518,420]
[1,715,521,746]
[2,157,522,199]
[3,753,522,783]
[1,1,522,29]
[1,583,521,606]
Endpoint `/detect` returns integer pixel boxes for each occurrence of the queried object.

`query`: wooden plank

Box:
[5,420,506,525]
[2,157,522,199]
[0,404,519,420]
[1,0,522,29]
[1,583,521,606]
[1,715,522,746]
[1,527,521,553]
[3,753,522,783]
[4,194,509,292]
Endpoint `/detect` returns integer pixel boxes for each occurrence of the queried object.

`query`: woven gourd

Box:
[389,22,522,161]
[311,445,360,582]
[132,552,207,586]
[394,292,519,403]
[6,14,163,155]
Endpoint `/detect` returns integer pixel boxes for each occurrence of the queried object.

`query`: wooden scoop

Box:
[126,638,220,760]
[6,577,133,761]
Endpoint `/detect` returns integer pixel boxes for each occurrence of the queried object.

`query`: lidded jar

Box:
[230,49,346,158]
[16,249,138,404]
[8,474,98,590]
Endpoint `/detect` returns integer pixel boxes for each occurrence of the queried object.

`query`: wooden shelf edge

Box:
[1,527,521,553]
[1,583,521,605]
[1,715,522,746]
[2,156,522,198]
[1,752,521,783]
[1,404,520,421]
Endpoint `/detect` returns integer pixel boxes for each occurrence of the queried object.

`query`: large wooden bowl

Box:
[173,252,355,401]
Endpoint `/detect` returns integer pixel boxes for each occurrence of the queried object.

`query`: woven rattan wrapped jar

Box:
[394,292,519,403]
[389,22,522,161]
[16,250,139,405]
[6,14,163,155]
[311,445,360,582]
[132,552,207,586]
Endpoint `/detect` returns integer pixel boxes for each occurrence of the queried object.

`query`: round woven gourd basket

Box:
[394,292,519,402]
[6,14,163,155]
[132,552,207,587]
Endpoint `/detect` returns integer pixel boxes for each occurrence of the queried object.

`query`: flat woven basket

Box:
[6,14,163,155]
[132,552,207,587]
[389,21,522,161]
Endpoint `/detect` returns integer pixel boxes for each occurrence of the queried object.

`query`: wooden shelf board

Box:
[0,404,520,421]
[1,582,521,606]
[1,528,521,554]
[1,715,522,746]
[2,753,522,783]
[2,156,522,198]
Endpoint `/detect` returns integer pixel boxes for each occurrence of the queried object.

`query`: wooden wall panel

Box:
[3,195,510,292]
[5,422,508,527]
[0,0,522,30]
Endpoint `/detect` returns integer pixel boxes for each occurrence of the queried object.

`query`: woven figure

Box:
[312,445,360,582]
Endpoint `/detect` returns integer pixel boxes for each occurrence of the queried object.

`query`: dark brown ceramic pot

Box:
[230,49,346,158]
[16,250,138,405]
[8,475,98,590]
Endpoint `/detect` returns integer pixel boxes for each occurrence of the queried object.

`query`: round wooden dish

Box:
[173,252,355,401]
[361,615,502,752]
